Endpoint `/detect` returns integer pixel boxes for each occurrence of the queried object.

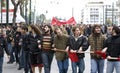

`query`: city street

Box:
[0,0,120,73]
[3,48,115,73]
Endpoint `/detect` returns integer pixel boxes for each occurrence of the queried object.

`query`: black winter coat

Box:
[21,34,29,51]
[103,34,120,61]
[68,35,89,58]
[27,34,41,54]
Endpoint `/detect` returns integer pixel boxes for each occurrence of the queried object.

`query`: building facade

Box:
[116,0,120,25]
[81,2,119,25]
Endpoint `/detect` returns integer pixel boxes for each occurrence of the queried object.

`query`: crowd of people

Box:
[0,23,120,73]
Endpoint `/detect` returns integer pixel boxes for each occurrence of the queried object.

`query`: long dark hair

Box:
[30,25,42,35]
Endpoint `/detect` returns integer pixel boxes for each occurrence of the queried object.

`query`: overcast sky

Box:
[32,0,118,22]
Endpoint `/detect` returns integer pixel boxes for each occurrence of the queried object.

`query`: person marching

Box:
[88,24,106,73]
[28,25,43,73]
[39,25,54,73]
[13,26,23,70]
[103,26,120,73]
[53,27,69,73]
[67,26,89,73]
[0,27,10,73]
[20,25,32,73]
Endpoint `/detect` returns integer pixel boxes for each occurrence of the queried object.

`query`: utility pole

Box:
[112,3,114,26]
[1,0,3,24]
[105,5,107,25]
[6,0,9,25]
[103,5,104,25]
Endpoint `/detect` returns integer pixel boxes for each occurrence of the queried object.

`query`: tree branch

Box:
[16,0,22,6]
[11,0,22,6]
[11,0,16,6]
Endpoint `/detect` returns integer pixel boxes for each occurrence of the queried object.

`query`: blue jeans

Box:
[71,58,85,73]
[20,49,32,73]
[42,51,54,73]
[19,49,25,68]
[24,51,32,73]
[8,43,15,62]
[106,61,120,73]
[57,58,69,73]
[0,57,3,73]
[91,59,104,73]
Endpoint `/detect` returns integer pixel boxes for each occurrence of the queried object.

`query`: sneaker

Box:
[7,61,14,64]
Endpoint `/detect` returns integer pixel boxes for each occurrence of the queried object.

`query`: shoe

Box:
[7,61,14,64]
[18,67,23,70]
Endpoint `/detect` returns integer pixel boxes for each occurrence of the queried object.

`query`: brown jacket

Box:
[54,34,69,61]
[88,33,106,59]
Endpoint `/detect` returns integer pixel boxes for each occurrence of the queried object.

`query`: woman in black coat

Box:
[28,25,43,73]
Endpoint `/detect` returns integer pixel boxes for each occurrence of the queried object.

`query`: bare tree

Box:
[19,0,28,18]
[19,0,25,18]
[11,0,21,25]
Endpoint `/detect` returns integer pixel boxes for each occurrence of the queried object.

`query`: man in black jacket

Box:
[103,26,120,73]
[0,28,9,73]
[20,25,32,73]
[13,26,22,70]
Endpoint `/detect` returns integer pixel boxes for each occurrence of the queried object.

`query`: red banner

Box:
[51,17,58,25]
[51,17,76,26]
[67,17,76,25]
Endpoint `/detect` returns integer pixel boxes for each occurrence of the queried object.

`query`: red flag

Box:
[94,51,107,59]
[68,51,79,62]
[117,58,120,61]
